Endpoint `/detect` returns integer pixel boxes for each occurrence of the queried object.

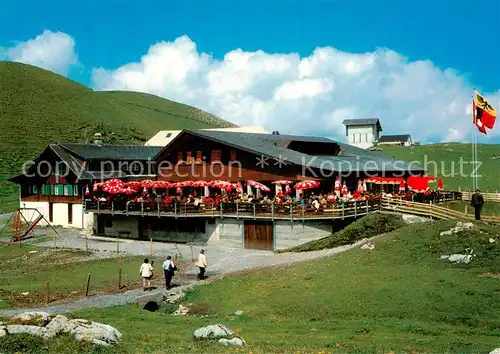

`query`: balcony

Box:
[84,198,382,221]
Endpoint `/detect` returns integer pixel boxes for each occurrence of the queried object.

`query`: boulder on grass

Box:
[12,312,51,326]
[218,337,246,347]
[193,324,235,340]
[70,320,122,347]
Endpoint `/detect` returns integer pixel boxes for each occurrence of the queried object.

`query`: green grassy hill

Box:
[374,143,500,192]
[0,61,236,212]
[3,219,499,353]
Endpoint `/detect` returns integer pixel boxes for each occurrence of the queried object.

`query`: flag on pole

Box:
[473,91,497,134]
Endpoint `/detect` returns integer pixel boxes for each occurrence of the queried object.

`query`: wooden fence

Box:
[381,197,500,224]
[460,191,500,202]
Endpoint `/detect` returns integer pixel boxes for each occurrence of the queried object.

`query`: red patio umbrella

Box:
[209,180,233,189]
[123,187,137,195]
[295,180,320,190]
[247,180,271,192]
[125,181,142,189]
[407,176,431,193]
[341,181,348,195]
[271,180,293,185]
[141,180,155,188]
[437,176,444,190]
[334,176,341,191]
[191,180,209,187]
[356,180,364,194]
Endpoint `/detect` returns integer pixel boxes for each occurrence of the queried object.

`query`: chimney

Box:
[93,133,103,146]
[272,131,280,135]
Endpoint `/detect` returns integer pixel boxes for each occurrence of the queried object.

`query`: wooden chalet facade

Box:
[9,130,424,250]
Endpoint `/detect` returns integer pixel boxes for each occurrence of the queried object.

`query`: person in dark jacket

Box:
[470,189,484,220]
[162,255,177,290]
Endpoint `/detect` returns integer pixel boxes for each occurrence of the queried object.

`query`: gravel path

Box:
[0,230,381,317]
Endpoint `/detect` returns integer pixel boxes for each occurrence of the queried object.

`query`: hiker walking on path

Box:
[162,255,177,290]
[471,189,484,220]
[196,249,207,280]
[139,258,154,291]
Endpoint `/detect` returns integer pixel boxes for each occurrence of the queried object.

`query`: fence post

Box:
[149,238,153,257]
[45,280,49,304]
[271,203,274,219]
[85,273,91,296]
[141,202,144,217]
[290,204,293,221]
[118,264,122,289]
[342,203,345,219]
[116,237,120,254]
[236,202,239,218]
[354,201,357,217]
[52,235,57,249]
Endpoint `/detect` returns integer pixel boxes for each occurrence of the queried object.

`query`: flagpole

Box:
[471,127,475,190]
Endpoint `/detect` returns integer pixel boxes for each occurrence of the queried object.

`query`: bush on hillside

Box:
[281,213,406,253]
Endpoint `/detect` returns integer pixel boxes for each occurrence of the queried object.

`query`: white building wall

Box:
[20,201,50,226]
[346,125,377,149]
[20,201,89,229]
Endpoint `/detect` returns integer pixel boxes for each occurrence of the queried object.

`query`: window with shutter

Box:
[64,185,70,196]
[186,151,193,164]
[195,151,202,164]
[54,185,59,196]
[230,150,237,162]
[73,185,79,196]
[211,150,221,163]
[33,185,38,194]
[177,151,183,165]
[41,185,47,196]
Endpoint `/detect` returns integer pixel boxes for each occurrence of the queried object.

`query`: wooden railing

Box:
[460,191,500,202]
[84,198,382,221]
[381,197,500,224]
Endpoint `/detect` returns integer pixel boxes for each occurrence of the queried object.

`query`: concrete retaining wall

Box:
[274,221,332,250]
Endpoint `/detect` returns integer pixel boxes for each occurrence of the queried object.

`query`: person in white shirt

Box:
[139,258,154,291]
[196,249,208,280]
[162,255,177,290]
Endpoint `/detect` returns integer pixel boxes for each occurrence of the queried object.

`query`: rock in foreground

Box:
[0,312,121,347]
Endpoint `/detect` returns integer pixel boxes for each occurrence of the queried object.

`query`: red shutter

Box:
[186,151,193,164]
[195,151,202,164]
[230,150,237,162]
[177,152,183,165]
[211,150,221,163]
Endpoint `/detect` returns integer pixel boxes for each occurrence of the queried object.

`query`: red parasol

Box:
[407,176,433,193]
[191,180,209,187]
[295,180,320,190]
[365,177,404,184]
[123,187,137,195]
[101,179,124,194]
[85,185,90,196]
[209,180,233,189]
[271,180,293,185]
[141,180,155,188]
[341,181,348,195]
[356,180,364,194]
[334,176,341,191]
[247,180,271,192]
[437,176,444,190]
[125,181,142,189]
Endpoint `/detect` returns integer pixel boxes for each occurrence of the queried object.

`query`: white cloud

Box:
[3,30,78,75]
[92,35,499,143]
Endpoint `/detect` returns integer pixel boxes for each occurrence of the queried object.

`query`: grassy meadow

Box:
[375,143,500,192]
[2,219,500,353]
[0,244,168,308]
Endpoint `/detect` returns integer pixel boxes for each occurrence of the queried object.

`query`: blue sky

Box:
[1,0,499,142]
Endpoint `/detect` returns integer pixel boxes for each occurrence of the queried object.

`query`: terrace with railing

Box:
[84,198,382,221]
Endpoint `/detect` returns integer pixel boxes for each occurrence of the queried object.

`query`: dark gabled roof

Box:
[59,144,163,161]
[173,130,423,173]
[342,118,382,132]
[378,135,412,143]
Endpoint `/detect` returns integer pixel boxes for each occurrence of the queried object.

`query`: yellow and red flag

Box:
[473,91,497,134]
